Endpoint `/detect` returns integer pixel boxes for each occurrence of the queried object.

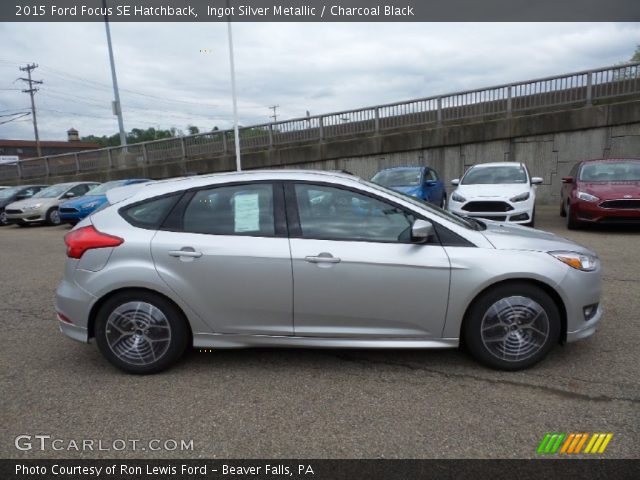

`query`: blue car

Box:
[59,179,149,225]
[371,166,446,207]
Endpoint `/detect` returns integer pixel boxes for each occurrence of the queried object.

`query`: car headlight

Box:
[510,192,530,202]
[25,203,42,210]
[549,251,598,271]
[451,192,466,203]
[83,201,99,209]
[576,191,599,203]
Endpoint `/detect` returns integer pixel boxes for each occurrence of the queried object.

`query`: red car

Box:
[560,158,640,229]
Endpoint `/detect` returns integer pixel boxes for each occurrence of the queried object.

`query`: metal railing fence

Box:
[1,62,638,182]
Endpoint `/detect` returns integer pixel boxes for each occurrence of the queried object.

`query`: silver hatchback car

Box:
[56,170,602,374]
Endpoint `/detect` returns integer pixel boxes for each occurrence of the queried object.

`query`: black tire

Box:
[566,203,579,230]
[95,290,190,374]
[0,209,8,226]
[559,200,566,217]
[46,207,61,226]
[526,208,536,228]
[440,195,447,209]
[463,282,561,371]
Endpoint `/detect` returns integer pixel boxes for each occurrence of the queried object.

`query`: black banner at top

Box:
[2,0,640,22]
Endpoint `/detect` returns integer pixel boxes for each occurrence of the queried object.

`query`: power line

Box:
[0,112,30,126]
[18,63,43,156]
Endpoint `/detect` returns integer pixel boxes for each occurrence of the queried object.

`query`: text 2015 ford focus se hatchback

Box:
[56,170,602,374]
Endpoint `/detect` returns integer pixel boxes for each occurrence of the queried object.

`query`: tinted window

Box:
[462,166,528,184]
[579,161,640,182]
[371,169,422,187]
[182,184,275,236]
[121,194,179,229]
[66,184,90,197]
[294,184,415,242]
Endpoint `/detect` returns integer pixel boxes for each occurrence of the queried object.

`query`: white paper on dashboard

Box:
[234,193,260,232]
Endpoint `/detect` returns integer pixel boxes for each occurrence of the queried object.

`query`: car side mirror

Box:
[561,176,574,184]
[411,219,435,243]
[531,177,543,185]
[63,192,76,198]
[451,179,460,186]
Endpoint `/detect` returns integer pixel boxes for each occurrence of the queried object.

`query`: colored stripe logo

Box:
[537,433,613,454]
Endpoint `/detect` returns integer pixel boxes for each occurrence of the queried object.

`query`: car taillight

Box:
[64,225,123,259]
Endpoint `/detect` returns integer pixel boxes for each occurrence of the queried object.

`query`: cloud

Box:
[0,21,638,141]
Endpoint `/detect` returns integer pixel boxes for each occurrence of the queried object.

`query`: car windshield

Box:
[86,181,125,196]
[0,186,20,198]
[371,169,422,187]
[32,184,72,198]
[358,178,474,230]
[579,161,640,182]
[462,166,528,184]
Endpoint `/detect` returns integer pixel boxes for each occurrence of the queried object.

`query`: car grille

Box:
[479,215,507,221]
[5,209,22,214]
[60,207,79,213]
[599,199,640,209]
[462,201,514,212]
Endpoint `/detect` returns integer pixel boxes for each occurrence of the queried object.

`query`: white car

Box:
[447,162,543,227]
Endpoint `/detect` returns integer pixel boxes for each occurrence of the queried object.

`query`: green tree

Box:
[631,45,640,62]
[187,125,200,135]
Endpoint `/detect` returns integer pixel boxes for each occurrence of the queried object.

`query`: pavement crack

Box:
[323,352,640,405]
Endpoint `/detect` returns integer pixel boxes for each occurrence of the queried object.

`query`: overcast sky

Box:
[0,22,638,141]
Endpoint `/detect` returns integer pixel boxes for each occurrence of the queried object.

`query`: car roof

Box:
[579,158,640,164]
[470,162,524,169]
[109,170,365,205]
[377,166,425,172]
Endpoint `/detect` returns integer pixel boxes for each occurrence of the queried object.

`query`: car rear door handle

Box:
[305,253,341,264]
[168,249,203,258]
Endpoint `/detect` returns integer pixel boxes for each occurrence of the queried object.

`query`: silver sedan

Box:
[56,170,602,374]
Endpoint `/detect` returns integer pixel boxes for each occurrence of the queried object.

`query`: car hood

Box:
[578,181,640,200]
[480,221,596,256]
[456,183,530,199]
[389,185,422,196]
[61,195,106,209]
[6,197,58,209]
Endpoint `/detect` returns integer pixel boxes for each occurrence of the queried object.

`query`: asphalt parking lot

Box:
[1,205,638,459]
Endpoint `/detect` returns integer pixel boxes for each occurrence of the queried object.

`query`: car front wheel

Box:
[95,291,190,374]
[463,282,560,370]
[46,207,61,226]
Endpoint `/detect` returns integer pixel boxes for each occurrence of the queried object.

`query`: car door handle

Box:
[305,254,341,264]
[168,249,203,258]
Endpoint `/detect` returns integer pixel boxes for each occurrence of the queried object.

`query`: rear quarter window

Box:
[120,194,180,229]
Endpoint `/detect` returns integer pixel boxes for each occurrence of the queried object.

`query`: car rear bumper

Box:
[58,320,89,343]
[56,276,96,342]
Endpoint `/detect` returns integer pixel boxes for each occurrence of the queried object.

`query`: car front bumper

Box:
[573,200,640,224]
[449,202,534,224]
[4,208,47,223]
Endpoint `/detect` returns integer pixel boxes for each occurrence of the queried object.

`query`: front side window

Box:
[182,183,275,236]
[294,184,414,242]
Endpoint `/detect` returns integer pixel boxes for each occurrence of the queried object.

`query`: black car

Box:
[0,185,48,226]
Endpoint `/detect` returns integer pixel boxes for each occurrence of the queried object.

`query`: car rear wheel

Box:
[46,207,60,226]
[95,291,190,374]
[463,282,560,370]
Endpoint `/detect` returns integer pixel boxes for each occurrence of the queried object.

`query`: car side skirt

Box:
[193,333,459,349]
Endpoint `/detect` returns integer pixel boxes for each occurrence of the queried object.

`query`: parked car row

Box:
[370,158,640,229]
[0,179,149,227]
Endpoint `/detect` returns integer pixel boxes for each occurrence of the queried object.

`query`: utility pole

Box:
[19,63,42,157]
[269,105,279,122]
[226,0,241,171]
[103,0,127,146]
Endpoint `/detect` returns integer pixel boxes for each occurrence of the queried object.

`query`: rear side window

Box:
[121,194,180,229]
[182,184,275,236]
